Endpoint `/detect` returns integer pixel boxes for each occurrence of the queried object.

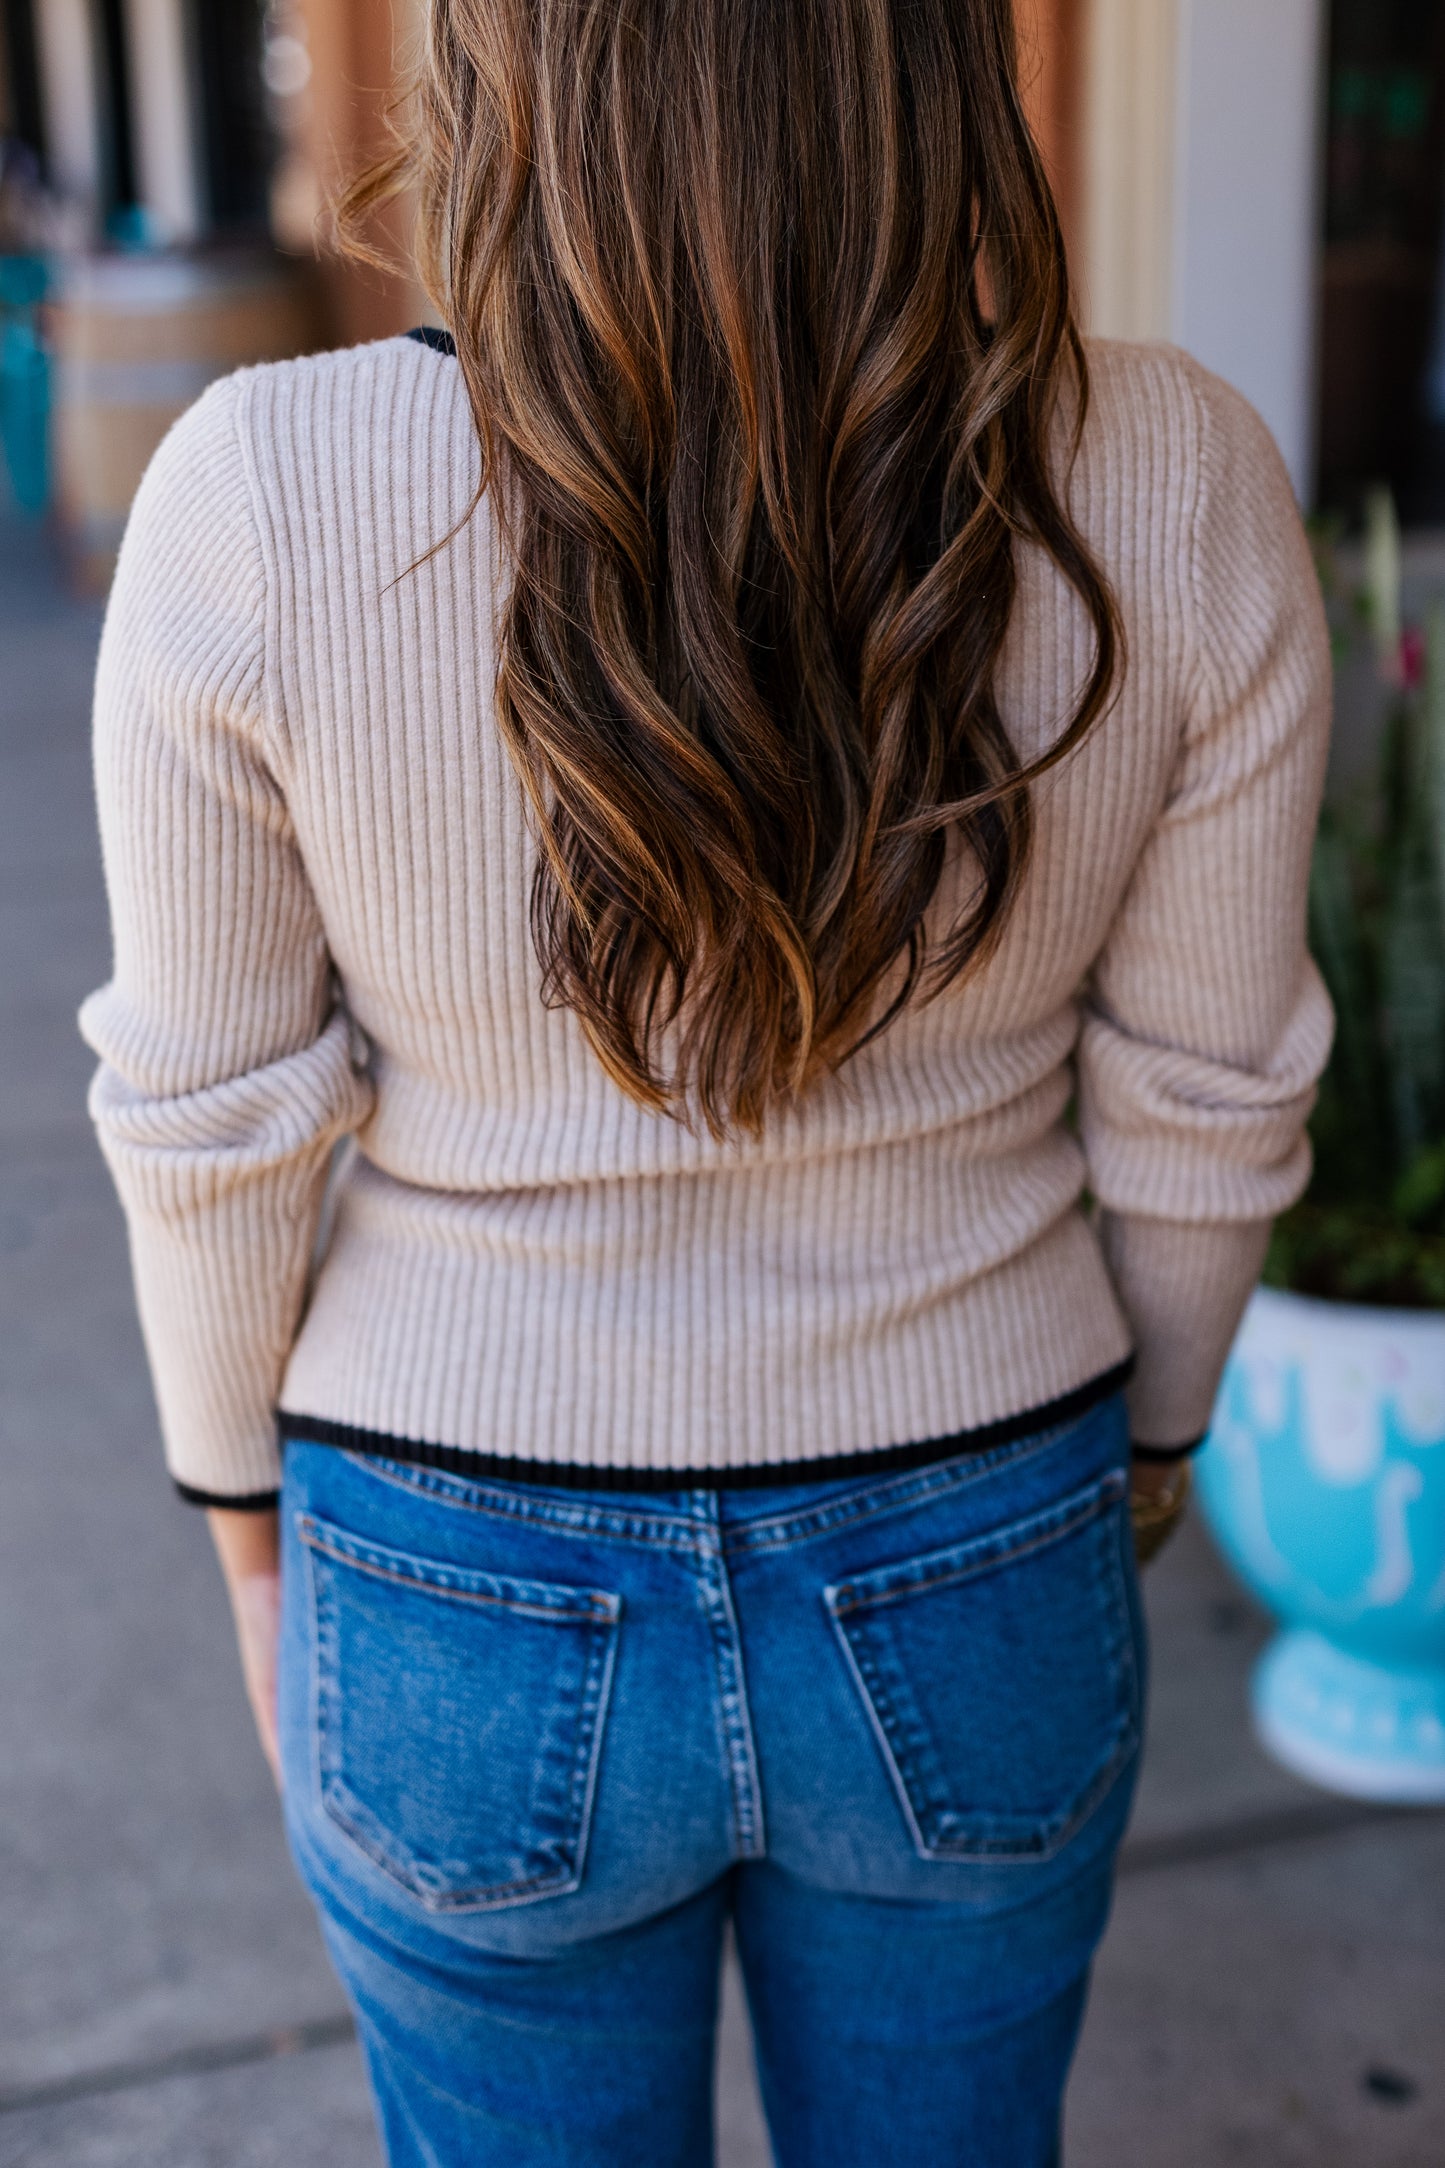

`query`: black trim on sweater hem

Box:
[407,324,457,355]
[174,1479,281,1511]
[273,1360,1134,1497]
[1129,1436,1206,1463]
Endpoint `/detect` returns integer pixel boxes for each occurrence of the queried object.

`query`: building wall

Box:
[1080,0,1325,501]
[34,0,103,217]
[1080,0,1177,341]
[122,0,201,244]
[1171,0,1325,500]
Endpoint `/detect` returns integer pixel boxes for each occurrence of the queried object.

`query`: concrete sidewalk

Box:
[1,498,1441,2167]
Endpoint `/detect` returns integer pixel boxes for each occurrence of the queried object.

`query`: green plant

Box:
[1266,491,1445,1306]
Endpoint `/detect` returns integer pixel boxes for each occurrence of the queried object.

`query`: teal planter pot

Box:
[0,254,50,516]
[1198,1286,1445,1803]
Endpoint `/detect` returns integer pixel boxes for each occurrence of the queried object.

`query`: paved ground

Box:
[2,492,1442,2166]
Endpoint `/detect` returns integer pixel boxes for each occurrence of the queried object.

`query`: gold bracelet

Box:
[1130,1459,1193,1568]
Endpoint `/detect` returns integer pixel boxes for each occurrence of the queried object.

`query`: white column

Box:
[123,0,205,244]
[34,0,103,217]
[1081,0,1179,343]
[1170,0,1326,502]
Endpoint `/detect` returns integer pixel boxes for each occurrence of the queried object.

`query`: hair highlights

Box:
[344,0,1120,1134]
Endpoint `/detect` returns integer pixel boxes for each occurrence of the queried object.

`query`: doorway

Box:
[188,0,272,235]
[1316,0,1445,523]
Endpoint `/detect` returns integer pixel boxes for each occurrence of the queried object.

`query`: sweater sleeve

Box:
[1077,359,1334,1448]
[78,373,375,1502]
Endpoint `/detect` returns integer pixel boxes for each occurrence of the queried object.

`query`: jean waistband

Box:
[283,1382,1130,1555]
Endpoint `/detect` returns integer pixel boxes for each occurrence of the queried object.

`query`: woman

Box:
[81,0,1331,2159]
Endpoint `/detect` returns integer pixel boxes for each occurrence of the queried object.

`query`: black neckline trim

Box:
[407,324,457,356]
[272,1360,1133,1497]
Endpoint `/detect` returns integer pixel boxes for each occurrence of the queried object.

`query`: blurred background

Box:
[5,0,1442,569]
[1,3,1444,2165]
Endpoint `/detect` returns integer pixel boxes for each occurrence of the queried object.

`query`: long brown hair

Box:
[344,0,1120,1135]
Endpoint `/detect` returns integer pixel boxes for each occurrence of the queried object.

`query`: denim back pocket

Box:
[823,1468,1138,1862]
[298,1512,621,1912]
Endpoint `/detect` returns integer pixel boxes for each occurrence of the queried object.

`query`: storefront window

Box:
[1318,0,1445,522]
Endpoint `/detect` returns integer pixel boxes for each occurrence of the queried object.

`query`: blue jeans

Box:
[278,1393,1144,2167]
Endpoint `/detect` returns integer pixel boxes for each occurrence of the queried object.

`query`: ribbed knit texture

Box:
[79,334,1333,1499]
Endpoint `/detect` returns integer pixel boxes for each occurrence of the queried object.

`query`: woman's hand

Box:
[1129,1456,1182,1504]
[1129,1451,1194,1567]
[207,1507,282,1787]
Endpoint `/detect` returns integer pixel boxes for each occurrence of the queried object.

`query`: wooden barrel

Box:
[48,251,322,590]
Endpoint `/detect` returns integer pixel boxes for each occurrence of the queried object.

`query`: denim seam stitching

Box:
[334,1451,710,1551]
[850,1623,948,1835]
[827,1469,1127,1616]
[558,1602,621,1906]
[298,1518,618,1620]
[726,1403,1118,1556]
[301,1534,327,1825]
[823,1595,932,1858]
[694,1511,767,1859]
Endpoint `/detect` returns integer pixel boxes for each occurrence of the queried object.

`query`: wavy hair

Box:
[343,0,1120,1134]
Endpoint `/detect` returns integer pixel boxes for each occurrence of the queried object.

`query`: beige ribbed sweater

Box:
[80,333,1333,1501]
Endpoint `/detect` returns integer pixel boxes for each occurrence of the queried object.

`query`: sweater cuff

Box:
[174,1479,281,1511]
[1099,1214,1270,1449]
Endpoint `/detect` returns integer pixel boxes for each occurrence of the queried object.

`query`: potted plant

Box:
[1198,492,1445,1803]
